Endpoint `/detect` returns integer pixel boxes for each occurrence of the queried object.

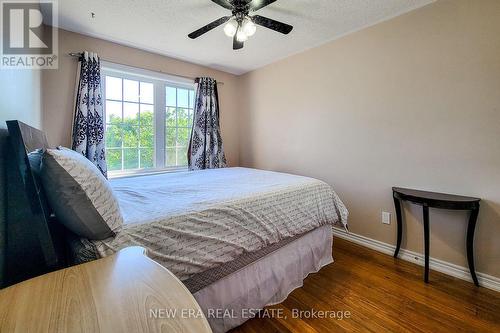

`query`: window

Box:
[166,86,195,167]
[102,63,195,175]
[105,76,155,171]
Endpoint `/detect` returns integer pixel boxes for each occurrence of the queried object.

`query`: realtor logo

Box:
[1,0,58,69]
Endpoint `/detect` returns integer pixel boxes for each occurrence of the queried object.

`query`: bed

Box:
[7,121,348,333]
[75,167,347,331]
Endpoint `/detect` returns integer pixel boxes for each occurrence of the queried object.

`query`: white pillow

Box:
[40,147,123,239]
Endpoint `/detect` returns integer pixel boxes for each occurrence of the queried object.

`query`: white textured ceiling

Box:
[50,0,434,75]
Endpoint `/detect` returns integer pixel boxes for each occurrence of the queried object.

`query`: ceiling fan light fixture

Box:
[236,28,248,42]
[223,19,238,37]
[242,18,256,37]
[188,0,293,50]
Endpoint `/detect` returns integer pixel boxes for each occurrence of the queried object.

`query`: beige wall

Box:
[0,2,43,129]
[0,69,42,128]
[42,29,240,166]
[238,0,500,278]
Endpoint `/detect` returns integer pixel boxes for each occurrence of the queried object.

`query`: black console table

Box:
[392,187,481,286]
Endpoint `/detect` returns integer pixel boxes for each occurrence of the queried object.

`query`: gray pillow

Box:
[40,147,123,240]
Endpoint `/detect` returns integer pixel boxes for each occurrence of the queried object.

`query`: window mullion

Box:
[155,80,166,168]
[121,78,124,171]
[175,88,178,166]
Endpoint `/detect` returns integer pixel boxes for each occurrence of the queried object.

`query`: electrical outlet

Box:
[382,211,391,225]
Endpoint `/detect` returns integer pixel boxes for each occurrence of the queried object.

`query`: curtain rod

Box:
[68,52,224,85]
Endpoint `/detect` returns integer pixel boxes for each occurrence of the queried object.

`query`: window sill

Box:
[108,167,188,180]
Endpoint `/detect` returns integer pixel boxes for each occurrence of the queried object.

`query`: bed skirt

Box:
[193,225,333,333]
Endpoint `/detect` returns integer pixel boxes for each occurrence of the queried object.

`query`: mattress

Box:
[75,167,348,283]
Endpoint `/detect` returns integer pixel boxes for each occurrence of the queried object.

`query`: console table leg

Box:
[393,197,403,258]
[466,206,480,287]
[423,206,430,283]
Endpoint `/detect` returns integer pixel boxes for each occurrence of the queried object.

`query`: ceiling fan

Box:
[188,0,293,50]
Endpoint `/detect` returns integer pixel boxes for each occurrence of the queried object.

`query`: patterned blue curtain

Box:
[188,77,227,170]
[71,51,107,177]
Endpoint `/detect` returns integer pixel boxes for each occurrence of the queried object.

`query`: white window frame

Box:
[101,61,195,178]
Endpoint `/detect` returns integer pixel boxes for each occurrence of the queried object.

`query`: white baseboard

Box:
[332,228,500,293]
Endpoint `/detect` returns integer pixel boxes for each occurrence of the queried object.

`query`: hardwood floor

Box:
[231,238,500,333]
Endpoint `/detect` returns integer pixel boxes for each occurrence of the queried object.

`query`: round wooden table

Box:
[0,247,213,333]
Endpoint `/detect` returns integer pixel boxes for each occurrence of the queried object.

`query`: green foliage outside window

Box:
[106,108,193,171]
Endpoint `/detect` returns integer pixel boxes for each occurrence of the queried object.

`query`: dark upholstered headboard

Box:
[0,127,8,287]
[3,121,66,286]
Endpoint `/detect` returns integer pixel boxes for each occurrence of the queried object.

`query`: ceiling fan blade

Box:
[233,34,244,50]
[252,15,293,34]
[188,16,231,39]
[211,0,233,10]
[249,0,277,12]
